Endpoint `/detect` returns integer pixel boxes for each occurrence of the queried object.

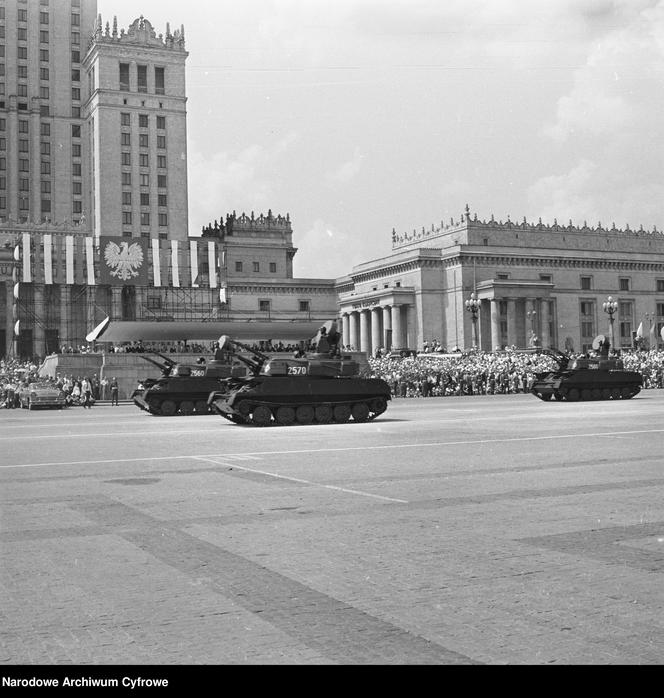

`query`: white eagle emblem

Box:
[104,241,144,281]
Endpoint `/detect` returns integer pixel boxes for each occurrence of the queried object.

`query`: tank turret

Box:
[530,335,642,402]
[208,322,391,426]
[133,351,243,416]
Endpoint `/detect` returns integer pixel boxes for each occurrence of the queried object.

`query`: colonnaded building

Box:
[337,207,664,356]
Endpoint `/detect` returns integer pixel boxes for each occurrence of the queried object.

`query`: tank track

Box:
[212,396,389,426]
[531,385,641,402]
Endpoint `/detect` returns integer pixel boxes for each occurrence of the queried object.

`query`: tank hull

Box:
[531,369,642,402]
[134,376,231,416]
[209,376,392,426]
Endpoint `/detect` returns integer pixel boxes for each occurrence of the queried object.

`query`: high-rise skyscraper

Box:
[0,0,189,241]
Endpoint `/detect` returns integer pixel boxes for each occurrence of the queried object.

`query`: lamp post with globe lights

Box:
[603,296,619,349]
[465,293,480,349]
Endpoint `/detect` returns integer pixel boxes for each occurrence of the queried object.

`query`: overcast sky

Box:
[99,0,664,279]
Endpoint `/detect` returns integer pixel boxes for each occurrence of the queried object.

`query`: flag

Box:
[219,287,227,304]
[649,322,657,344]
[636,322,644,338]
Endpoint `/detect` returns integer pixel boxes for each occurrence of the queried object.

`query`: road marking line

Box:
[192,456,409,504]
[2,427,664,470]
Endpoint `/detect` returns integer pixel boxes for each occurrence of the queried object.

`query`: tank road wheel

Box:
[295,405,315,425]
[315,405,333,424]
[236,400,253,418]
[610,388,621,400]
[251,405,273,427]
[147,399,162,415]
[369,397,388,416]
[591,389,602,401]
[540,393,553,401]
[581,389,592,401]
[553,392,563,401]
[351,402,370,422]
[179,401,195,416]
[275,406,296,426]
[333,404,351,423]
[601,388,611,401]
[195,400,209,415]
[567,388,580,402]
[160,400,177,416]
[621,387,633,400]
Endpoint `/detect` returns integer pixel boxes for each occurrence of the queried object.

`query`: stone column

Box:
[33,285,45,358]
[341,313,350,349]
[5,282,13,356]
[349,312,359,352]
[540,298,550,348]
[490,299,501,351]
[371,307,382,356]
[506,298,517,349]
[59,286,71,350]
[391,305,402,351]
[359,309,371,355]
[382,306,392,350]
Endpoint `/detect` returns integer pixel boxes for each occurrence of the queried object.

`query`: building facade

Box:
[338,207,664,356]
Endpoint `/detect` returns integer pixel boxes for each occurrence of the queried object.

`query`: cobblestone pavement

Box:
[1,392,663,665]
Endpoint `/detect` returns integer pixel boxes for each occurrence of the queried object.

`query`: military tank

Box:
[133,351,244,416]
[530,335,642,402]
[207,322,391,426]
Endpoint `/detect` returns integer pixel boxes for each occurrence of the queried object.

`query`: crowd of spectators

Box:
[366,347,664,398]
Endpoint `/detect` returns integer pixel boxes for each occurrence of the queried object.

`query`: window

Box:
[657,302,664,317]
[41,199,51,213]
[18,47,27,60]
[72,124,80,138]
[580,276,592,290]
[119,63,129,90]
[71,32,79,46]
[299,300,310,312]
[253,262,260,272]
[157,175,167,188]
[539,274,552,283]
[71,143,81,157]
[157,155,167,169]
[73,200,82,214]
[619,278,630,292]
[18,84,27,97]
[72,181,81,195]
[259,300,271,313]
[18,9,28,21]
[270,263,277,273]
[40,86,49,99]
[40,181,51,193]
[139,114,148,128]
[18,65,27,78]
[40,31,49,44]
[121,132,131,146]
[71,69,79,82]
[71,50,80,63]
[140,174,149,186]
[159,213,168,227]
[147,296,162,310]
[18,28,28,41]
[121,152,131,166]
[71,87,80,101]
[157,135,166,149]
[40,12,49,24]
[158,194,167,207]
[235,261,243,272]
[139,134,148,148]
[139,153,149,168]
[19,139,29,152]
[122,212,132,225]
[140,193,150,206]
[71,106,79,118]
[156,116,166,130]
[40,67,49,80]
[41,162,50,174]
[140,212,150,226]
[41,123,50,136]
[657,280,664,292]
[121,112,130,126]
[40,49,49,61]
[155,67,165,94]
[72,163,81,176]
[71,13,80,26]
[122,192,131,206]
[137,65,147,93]
[40,142,50,155]
[122,172,132,185]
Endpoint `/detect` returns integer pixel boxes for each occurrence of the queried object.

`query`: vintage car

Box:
[18,382,67,410]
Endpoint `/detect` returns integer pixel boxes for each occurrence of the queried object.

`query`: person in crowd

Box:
[81,376,93,409]
[110,377,119,406]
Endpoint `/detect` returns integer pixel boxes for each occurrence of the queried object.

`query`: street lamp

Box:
[603,296,619,348]
[465,293,480,349]
[526,308,538,347]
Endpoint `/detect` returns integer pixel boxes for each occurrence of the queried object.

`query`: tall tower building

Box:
[0,0,98,229]
[84,14,189,242]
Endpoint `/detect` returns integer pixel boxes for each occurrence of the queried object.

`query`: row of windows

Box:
[234,261,279,274]
[121,152,168,168]
[122,193,168,207]
[121,212,168,227]
[119,63,166,94]
[120,133,167,148]
[255,300,311,313]
[121,113,167,130]
[0,65,77,81]
[0,46,80,62]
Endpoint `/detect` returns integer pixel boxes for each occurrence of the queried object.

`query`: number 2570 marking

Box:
[288,366,308,375]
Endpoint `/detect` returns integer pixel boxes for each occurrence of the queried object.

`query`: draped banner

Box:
[208,241,217,289]
[22,233,31,283]
[190,240,199,287]
[171,240,180,288]
[85,236,96,286]
[65,236,75,285]
[43,235,53,285]
[151,238,162,287]
[98,237,148,286]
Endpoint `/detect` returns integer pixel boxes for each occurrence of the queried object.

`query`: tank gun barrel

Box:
[138,352,177,376]
[217,336,269,375]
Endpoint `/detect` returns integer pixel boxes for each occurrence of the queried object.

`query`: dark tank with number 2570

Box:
[530,335,642,402]
[207,322,391,426]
